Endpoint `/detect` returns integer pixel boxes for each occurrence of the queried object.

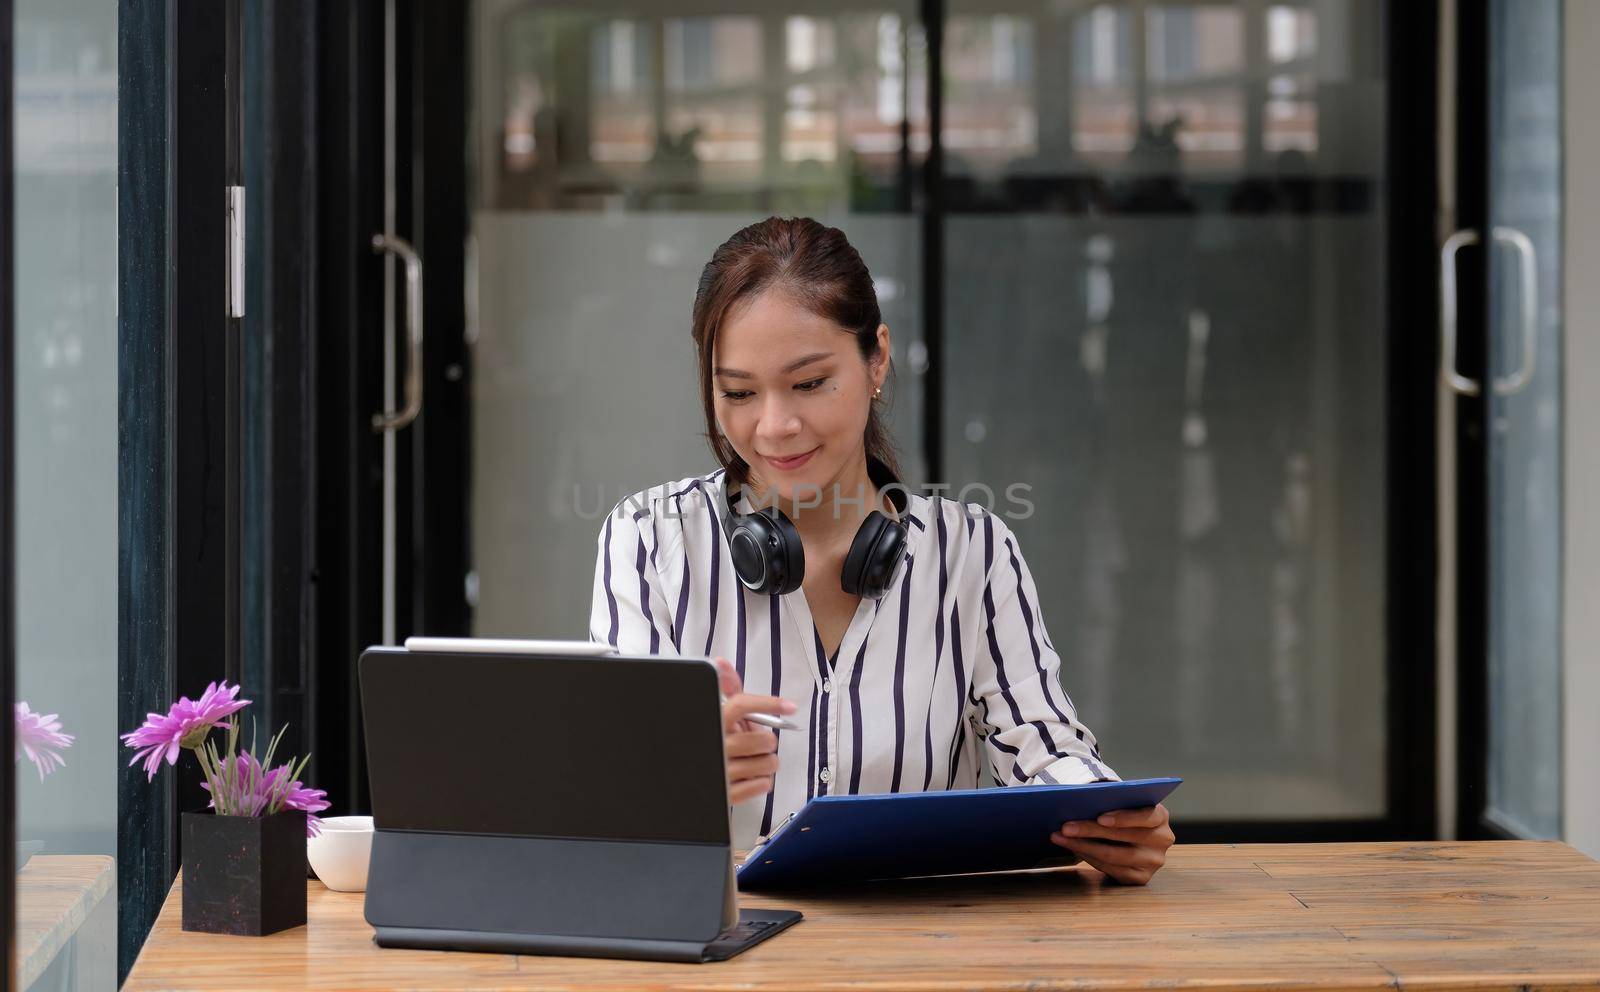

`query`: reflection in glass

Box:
[482,4,927,211]
[944,0,1386,820]
[471,2,925,637]
[13,0,120,986]
[1072,6,1136,158]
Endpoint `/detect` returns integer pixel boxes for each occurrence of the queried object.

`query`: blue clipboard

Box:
[735,777,1182,890]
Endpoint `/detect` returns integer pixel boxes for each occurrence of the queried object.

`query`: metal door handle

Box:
[1490,226,1537,396]
[1440,226,1539,398]
[1441,228,1482,397]
[371,233,423,430]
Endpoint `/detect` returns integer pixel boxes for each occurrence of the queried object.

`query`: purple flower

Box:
[122,685,332,835]
[285,782,331,837]
[120,681,250,781]
[201,750,275,817]
[14,702,74,781]
[201,751,331,837]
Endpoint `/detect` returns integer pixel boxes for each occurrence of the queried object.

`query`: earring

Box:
[872,386,883,401]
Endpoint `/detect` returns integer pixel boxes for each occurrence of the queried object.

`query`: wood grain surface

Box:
[121,841,1600,991]
[14,854,115,988]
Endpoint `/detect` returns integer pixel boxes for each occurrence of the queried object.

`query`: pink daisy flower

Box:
[14,702,74,781]
[284,781,332,837]
[202,751,332,836]
[201,750,277,817]
[120,681,250,781]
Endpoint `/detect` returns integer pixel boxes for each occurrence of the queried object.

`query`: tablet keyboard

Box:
[704,918,781,960]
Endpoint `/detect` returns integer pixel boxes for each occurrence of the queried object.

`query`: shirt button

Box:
[823,679,833,693]
[819,767,832,784]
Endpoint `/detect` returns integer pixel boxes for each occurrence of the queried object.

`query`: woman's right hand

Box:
[714,657,795,805]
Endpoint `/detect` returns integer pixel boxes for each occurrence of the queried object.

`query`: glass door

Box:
[256,0,1446,837]
[1450,0,1563,839]
[432,0,1441,837]
[937,0,1414,831]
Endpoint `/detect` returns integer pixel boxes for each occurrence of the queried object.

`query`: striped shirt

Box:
[589,468,1117,851]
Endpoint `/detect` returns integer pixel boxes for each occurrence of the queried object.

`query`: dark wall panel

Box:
[117,0,235,979]
[116,0,173,978]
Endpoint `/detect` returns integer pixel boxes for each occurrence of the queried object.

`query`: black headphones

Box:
[717,458,909,599]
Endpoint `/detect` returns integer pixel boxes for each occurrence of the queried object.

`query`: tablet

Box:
[735,776,1182,889]
[361,643,803,961]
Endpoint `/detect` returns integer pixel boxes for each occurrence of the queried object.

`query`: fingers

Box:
[1051,835,1156,867]
[728,753,780,782]
[716,658,800,731]
[726,749,779,806]
[725,728,779,759]
[1055,804,1174,847]
[1095,804,1167,830]
[723,691,798,730]
[1049,832,1152,876]
[716,656,789,807]
[1055,819,1175,848]
[1049,834,1165,885]
[724,709,780,806]
[728,776,774,805]
[1051,806,1171,884]
[1051,837,1155,885]
[714,660,751,732]
[714,658,743,698]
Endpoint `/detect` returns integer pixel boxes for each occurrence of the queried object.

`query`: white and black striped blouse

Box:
[589,468,1117,850]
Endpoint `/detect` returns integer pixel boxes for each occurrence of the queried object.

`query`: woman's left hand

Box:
[1050,803,1174,886]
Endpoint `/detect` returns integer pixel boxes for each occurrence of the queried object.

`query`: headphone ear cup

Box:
[728,521,772,593]
[731,509,805,595]
[764,508,806,595]
[841,512,907,598]
[840,516,880,597]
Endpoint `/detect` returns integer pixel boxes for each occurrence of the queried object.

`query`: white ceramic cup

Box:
[305,815,375,892]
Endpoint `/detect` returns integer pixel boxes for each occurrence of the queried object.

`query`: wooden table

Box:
[122,842,1600,991]
[15,855,116,989]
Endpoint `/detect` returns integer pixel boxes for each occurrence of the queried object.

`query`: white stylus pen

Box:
[720,695,802,732]
[744,711,802,732]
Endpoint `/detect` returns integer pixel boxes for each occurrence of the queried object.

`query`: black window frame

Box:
[1453,0,1497,842]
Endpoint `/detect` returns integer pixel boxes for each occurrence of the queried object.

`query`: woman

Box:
[590,217,1173,884]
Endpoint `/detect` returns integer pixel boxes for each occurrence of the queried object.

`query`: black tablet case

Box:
[358,647,785,962]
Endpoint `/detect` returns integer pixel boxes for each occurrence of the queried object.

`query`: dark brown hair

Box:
[691,216,900,486]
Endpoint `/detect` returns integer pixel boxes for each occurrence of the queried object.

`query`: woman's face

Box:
[712,287,889,505]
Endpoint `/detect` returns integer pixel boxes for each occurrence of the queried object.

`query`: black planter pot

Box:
[181,810,307,936]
